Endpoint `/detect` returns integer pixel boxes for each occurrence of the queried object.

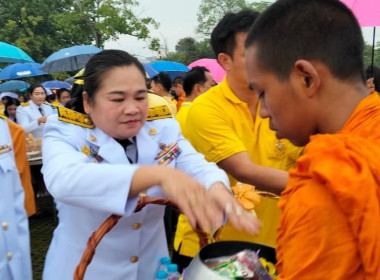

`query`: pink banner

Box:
[340,0,380,27]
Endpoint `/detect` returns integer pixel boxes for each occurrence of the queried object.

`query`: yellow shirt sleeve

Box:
[186,101,246,163]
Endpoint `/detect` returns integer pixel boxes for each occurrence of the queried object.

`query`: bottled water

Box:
[158,257,171,271]
[156,270,168,280]
[167,263,181,280]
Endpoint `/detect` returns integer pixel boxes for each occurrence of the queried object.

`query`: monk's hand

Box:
[159,168,223,232]
[367,78,375,93]
[208,182,261,235]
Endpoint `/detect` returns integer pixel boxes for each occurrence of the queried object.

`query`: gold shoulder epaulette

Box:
[0,112,6,119]
[57,107,94,128]
[147,105,172,121]
[21,102,29,107]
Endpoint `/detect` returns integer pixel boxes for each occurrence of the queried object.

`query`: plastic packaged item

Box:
[167,264,181,280]
[156,270,169,280]
[158,257,171,271]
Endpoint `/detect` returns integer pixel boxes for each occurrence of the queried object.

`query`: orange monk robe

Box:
[277,93,380,279]
[176,92,186,111]
[7,120,37,217]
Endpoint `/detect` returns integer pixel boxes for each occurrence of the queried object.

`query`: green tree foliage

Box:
[0,0,158,62]
[197,0,271,36]
[71,0,159,48]
[166,37,214,65]
[364,42,380,73]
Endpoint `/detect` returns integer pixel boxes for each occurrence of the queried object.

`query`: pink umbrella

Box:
[340,0,380,75]
[340,0,380,27]
[188,58,226,83]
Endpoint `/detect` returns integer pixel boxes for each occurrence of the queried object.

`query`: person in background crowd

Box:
[0,115,33,280]
[16,85,55,139]
[1,92,18,113]
[56,88,71,107]
[172,76,186,110]
[18,95,26,103]
[176,66,216,138]
[151,72,177,115]
[4,98,20,123]
[245,0,380,278]
[366,65,380,93]
[45,87,60,108]
[41,50,259,280]
[173,9,302,271]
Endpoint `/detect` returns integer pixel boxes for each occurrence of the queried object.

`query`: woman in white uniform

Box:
[41,50,259,280]
[16,85,55,138]
[0,116,32,280]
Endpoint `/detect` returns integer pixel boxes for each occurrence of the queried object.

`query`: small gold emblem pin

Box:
[149,128,157,135]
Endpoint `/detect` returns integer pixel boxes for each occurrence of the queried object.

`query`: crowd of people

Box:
[1,0,380,279]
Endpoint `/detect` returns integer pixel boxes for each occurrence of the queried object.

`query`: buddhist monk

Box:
[245,0,380,278]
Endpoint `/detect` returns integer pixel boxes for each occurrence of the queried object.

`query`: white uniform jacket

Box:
[41,114,229,280]
[0,118,32,280]
[16,100,56,138]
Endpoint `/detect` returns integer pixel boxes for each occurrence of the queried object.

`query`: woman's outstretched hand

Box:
[208,182,261,235]
[131,166,261,235]
[160,169,261,235]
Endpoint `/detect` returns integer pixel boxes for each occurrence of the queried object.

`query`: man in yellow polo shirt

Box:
[176,66,216,138]
[172,9,303,271]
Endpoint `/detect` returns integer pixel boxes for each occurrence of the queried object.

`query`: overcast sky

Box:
[104,0,379,61]
[104,0,203,61]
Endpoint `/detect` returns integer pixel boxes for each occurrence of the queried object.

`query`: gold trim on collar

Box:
[147,105,172,121]
[57,107,94,128]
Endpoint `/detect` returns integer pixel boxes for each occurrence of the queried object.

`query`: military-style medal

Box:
[155,142,182,166]
[0,143,12,155]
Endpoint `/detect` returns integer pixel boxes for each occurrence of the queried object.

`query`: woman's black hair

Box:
[28,84,46,95]
[151,72,172,92]
[56,88,71,102]
[4,98,20,121]
[68,50,146,114]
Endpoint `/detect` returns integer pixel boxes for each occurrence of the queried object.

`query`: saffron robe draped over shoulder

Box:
[7,120,36,217]
[277,93,380,279]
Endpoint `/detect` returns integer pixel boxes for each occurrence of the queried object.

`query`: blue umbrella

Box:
[41,80,71,89]
[143,63,158,78]
[0,80,30,92]
[40,45,102,74]
[0,62,47,80]
[0,42,34,63]
[149,61,189,80]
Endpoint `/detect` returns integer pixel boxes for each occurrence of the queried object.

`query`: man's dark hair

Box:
[172,76,184,86]
[245,0,365,82]
[211,9,260,58]
[183,66,210,96]
[151,72,172,92]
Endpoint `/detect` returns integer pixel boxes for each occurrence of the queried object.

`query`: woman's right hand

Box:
[159,167,224,233]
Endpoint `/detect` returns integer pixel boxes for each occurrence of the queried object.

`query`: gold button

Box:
[130,256,139,263]
[7,252,12,261]
[2,222,8,230]
[133,223,141,230]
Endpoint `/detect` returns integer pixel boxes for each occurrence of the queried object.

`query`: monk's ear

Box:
[217,53,232,71]
[293,60,320,98]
